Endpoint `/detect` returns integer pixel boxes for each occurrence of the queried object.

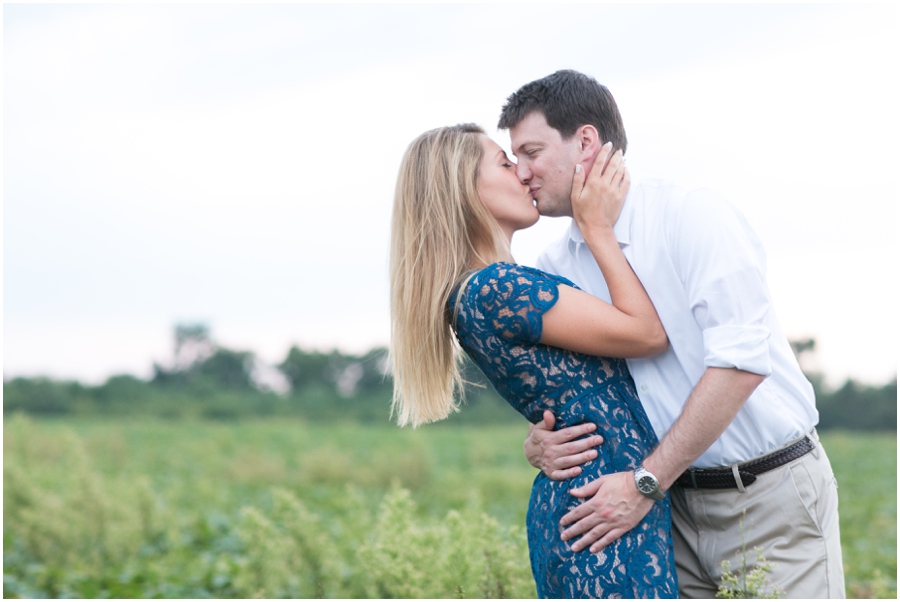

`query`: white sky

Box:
[3,3,898,387]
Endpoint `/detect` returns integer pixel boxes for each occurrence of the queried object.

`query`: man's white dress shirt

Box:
[536,176,818,468]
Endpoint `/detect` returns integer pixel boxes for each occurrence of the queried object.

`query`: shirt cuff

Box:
[703,325,772,376]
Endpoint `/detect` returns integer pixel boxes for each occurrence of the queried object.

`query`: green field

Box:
[3,415,896,598]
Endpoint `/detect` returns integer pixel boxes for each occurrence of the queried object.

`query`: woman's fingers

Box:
[619,163,630,190]
[601,149,624,186]
[580,143,613,194]
[593,141,614,174]
[572,145,628,230]
[581,144,622,199]
[570,162,586,202]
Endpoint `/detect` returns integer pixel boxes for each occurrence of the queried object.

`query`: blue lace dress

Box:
[451,262,677,599]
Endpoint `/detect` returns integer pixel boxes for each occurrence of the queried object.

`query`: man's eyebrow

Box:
[513,141,542,154]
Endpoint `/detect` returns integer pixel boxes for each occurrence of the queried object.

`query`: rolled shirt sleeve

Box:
[703,325,771,375]
[669,189,774,377]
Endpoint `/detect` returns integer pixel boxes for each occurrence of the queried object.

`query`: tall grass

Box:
[3,414,896,598]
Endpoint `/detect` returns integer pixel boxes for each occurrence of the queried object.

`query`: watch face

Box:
[638,476,655,494]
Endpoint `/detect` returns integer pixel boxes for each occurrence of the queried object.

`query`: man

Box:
[499,70,844,598]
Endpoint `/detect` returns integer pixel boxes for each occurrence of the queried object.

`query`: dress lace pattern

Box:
[451,262,678,599]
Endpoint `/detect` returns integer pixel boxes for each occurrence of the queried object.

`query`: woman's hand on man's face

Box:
[570,142,630,234]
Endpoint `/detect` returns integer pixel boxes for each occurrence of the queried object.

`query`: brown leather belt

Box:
[674,435,816,490]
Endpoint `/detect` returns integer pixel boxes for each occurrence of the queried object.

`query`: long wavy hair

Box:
[389,123,509,427]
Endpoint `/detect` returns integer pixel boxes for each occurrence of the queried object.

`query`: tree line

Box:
[2,324,514,425]
[3,324,896,431]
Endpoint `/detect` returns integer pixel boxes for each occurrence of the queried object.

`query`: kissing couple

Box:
[389,70,845,599]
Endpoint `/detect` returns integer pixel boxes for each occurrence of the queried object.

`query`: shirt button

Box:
[640,384,648,392]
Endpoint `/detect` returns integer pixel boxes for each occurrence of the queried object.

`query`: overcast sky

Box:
[3,3,898,387]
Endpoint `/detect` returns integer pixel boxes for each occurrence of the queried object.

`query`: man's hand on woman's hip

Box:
[561,471,655,553]
[525,410,605,480]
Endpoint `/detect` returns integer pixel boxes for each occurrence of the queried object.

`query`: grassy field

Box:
[3,414,896,598]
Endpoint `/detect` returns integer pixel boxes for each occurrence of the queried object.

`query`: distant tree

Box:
[248,358,291,394]
[278,347,333,391]
[788,337,896,431]
[151,323,263,392]
[276,346,391,397]
[789,337,820,375]
[93,374,151,405]
[153,322,216,385]
[789,338,816,356]
[354,347,392,395]
[197,349,255,390]
[174,323,215,371]
[817,378,897,431]
[1,377,96,415]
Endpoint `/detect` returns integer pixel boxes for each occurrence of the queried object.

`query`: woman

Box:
[389,123,677,598]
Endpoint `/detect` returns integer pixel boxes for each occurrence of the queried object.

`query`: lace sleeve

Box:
[471,263,561,344]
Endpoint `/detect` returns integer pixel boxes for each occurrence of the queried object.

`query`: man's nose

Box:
[516,161,531,183]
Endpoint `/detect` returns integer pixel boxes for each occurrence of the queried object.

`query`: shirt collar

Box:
[566,173,637,252]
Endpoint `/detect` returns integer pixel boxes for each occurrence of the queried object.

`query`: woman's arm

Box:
[540,143,667,359]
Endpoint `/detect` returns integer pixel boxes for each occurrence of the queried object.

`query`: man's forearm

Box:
[642,367,765,489]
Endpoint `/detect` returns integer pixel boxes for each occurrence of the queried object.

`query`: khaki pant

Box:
[670,435,845,598]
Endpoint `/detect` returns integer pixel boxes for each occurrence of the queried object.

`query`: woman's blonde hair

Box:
[389,124,509,427]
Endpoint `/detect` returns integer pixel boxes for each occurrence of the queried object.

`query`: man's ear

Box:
[575,125,602,176]
[576,124,601,160]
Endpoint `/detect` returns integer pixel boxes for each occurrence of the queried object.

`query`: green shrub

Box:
[3,418,895,599]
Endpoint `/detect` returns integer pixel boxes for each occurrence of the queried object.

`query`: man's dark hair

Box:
[498,70,627,154]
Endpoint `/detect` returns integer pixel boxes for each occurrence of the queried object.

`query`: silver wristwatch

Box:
[634,466,665,501]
